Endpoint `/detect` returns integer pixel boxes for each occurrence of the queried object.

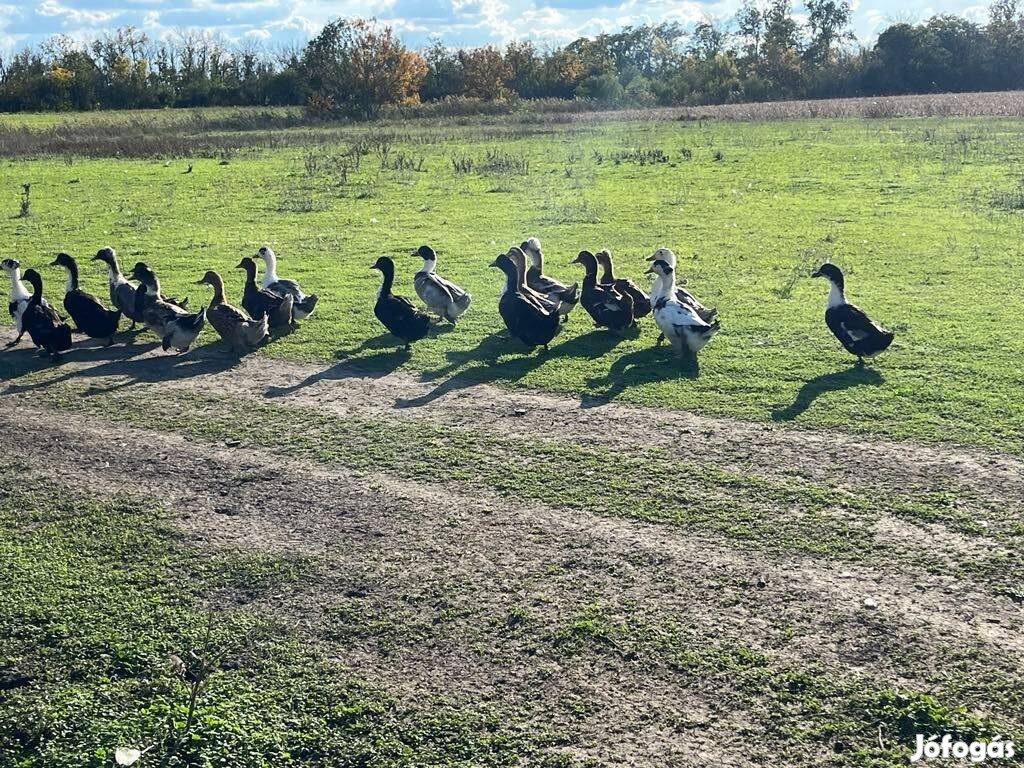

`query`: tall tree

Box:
[805,0,853,65]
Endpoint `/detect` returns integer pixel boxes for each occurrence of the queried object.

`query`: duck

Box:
[51,252,120,345]
[413,245,471,324]
[811,263,894,365]
[130,263,206,352]
[370,256,431,350]
[196,270,268,354]
[646,248,717,323]
[3,258,50,347]
[491,252,560,353]
[571,250,635,332]
[254,246,319,320]
[506,247,564,315]
[520,237,578,319]
[595,249,651,319]
[19,269,72,358]
[237,257,293,328]
[646,258,720,356]
[130,261,190,310]
[91,247,143,329]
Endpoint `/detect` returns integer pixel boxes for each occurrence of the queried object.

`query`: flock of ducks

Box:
[3,246,318,358]
[3,236,895,368]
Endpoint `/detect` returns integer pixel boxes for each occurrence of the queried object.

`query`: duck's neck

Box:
[148,274,161,295]
[419,259,436,275]
[209,278,225,305]
[28,279,42,306]
[581,263,598,291]
[657,271,679,302]
[63,261,79,293]
[6,269,29,301]
[826,281,846,309]
[599,258,615,283]
[377,266,394,298]
[530,252,544,274]
[262,255,279,284]
[504,267,519,296]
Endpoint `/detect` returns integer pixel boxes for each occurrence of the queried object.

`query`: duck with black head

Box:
[811,263,894,365]
[571,250,634,332]
[491,252,560,353]
[371,256,431,351]
[19,268,72,359]
[51,252,121,345]
[3,258,50,347]
[237,256,293,329]
[413,245,471,324]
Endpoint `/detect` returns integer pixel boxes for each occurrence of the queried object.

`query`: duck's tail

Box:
[296,293,319,318]
[246,314,270,346]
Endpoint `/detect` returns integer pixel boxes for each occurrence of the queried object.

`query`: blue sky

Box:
[0,0,994,55]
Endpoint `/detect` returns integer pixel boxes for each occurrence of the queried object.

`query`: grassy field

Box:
[3,111,1024,449]
[2,104,1024,767]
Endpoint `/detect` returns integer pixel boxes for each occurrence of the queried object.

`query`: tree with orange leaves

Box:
[302,18,426,118]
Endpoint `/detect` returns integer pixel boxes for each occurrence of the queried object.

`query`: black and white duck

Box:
[646,248,717,323]
[520,237,578,319]
[19,269,72,359]
[491,252,559,353]
[413,245,471,324]
[91,247,142,329]
[51,252,120,345]
[571,250,635,332]
[254,246,319,320]
[646,259,719,356]
[371,256,431,350]
[595,249,651,319]
[130,263,206,352]
[3,258,50,347]
[811,263,894,365]
[237,257,293,328]
[196,270,268,354]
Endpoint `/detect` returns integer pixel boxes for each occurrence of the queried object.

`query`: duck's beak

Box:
[235,260,245,269]
[194,278,206,285]
[810,269,822,278]
[49,257,59,266]
[489,257,500,268]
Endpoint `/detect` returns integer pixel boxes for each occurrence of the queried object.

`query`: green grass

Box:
[2,114,1024,451]
[0,469,571,767]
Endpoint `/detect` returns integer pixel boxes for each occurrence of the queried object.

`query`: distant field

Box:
[2,108,1024,450]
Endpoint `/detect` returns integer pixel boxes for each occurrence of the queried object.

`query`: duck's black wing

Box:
[65,290,120,337]
[825,303,893,357]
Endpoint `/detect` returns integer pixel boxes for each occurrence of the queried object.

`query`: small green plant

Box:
[17,183,30,217]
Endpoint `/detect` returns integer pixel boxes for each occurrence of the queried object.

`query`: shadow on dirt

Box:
[771,365,884,421]
[1,336,247,396]
[397,327,636,408]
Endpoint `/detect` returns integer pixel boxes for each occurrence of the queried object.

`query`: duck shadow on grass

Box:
[397,327,635,409]
[581,344,700,406]
[771,365,884,422]
[2,337,245,396]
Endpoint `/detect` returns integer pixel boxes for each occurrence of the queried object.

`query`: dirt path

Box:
[6,346,1024,506]
[3,385,1022,765]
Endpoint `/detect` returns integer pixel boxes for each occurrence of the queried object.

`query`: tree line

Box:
[2,0,1024,117]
